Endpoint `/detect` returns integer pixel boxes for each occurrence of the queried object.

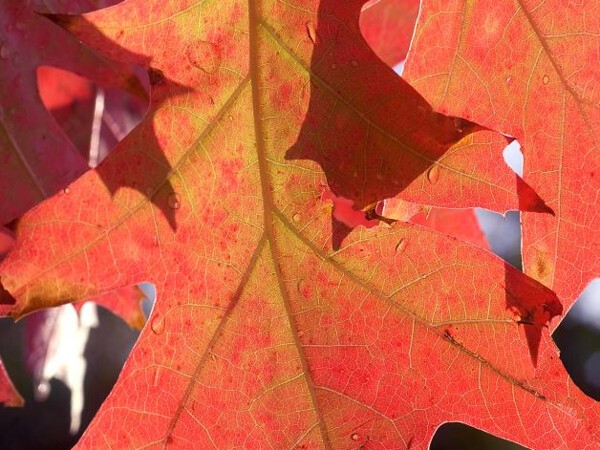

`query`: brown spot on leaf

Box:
[531,248,552,282]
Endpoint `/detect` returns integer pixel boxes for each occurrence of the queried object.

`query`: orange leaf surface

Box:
[381,198,488,247]
[0,0,144,224]
[0,0,597,448]
[403,0,600,315]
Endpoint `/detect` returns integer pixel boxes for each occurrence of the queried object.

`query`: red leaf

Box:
[0,0,595,448]
[0,358,23,407]
[32,0,123,15]
[403,0,599,315]
[0,226,14,259]
[78,285,147,330]
[38,66,97,156]
[360,0,420,67]
[411,208,488,248]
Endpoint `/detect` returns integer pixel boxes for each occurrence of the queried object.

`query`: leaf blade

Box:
[1,0,596,448]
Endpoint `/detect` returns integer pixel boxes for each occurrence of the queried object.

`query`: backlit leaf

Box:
[403,0,600,315]
[359,0,420,67]
[0,0,596,448]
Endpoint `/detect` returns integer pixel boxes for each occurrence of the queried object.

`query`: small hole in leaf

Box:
[430,422,527,449]
[553,279,600,400]
[502,140,524,176]
[475,209,522,268]
[474,140,523,267]
[139,282,157,319]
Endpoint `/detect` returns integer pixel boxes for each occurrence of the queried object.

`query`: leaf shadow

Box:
[50,15,193,231]
[285,0,550,249]
[94,68,190,231]
[504,263,562,366]
[284,0,476,248]
[285,0,560,365]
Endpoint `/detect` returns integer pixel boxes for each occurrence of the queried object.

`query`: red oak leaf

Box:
[403,0,600,318]
[0,0,594,449]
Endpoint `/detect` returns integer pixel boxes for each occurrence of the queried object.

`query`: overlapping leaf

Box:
[403,0,600,315]
[0,0,597,448]
[359,3,489,250]
[359,0,419,67]
[31,0,122,15]
[0,0,144,224]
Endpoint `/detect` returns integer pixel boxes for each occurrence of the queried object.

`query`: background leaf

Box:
[0,0,144,224]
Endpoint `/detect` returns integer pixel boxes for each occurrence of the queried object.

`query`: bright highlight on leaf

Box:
[0,0,597,448]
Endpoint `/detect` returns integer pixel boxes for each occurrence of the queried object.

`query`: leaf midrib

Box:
[12,1,581,446]
[248,2,333,447]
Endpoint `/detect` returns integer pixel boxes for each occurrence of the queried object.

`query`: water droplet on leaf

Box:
[37,381,49,394]
[186,40,221,73]
[427,165,440,184]
[168,193,181,209]
[351,433,360,441]
[395,239,407,253]
[330,62,337,70]
[305,22,319,45]
[542,75,549,85]
[63,187,70,194]
[292,213,301,222]
[151,315,165,335]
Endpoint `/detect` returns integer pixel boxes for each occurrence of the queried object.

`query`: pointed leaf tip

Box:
[517,176,555,215]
